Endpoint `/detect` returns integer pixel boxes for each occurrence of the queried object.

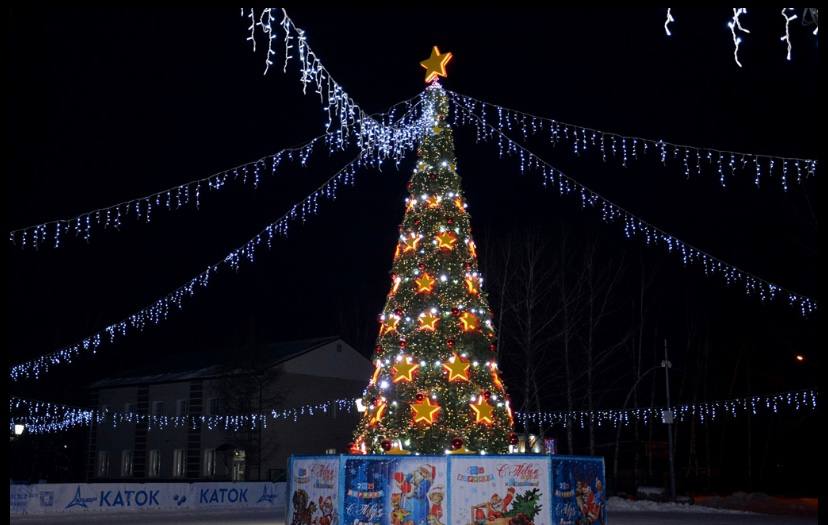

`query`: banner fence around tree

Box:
[9,481,286,515]
[285,454,606,525]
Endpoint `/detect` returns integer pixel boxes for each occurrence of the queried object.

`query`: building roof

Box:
[89,336,348,388]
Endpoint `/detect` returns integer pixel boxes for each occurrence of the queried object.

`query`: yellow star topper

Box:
[392,358,420,383]
[420,46,453,83]
[411,397,441,424]
[443,352,470,382]
[470,396,494,425]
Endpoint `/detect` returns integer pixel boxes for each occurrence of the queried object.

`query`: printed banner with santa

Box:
[287,456,339,525]
[449,455,552,525]
[550,456,606,525]
[341,456,448,525]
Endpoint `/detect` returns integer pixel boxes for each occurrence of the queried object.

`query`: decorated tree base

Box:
[287,453,607,525]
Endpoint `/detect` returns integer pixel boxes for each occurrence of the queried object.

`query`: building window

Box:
[207,398,220,416]
[172,448,186,478]
[148,449,161,478]
[96,450,110,478]
[152,401,166,417]
[121,450,133,477]
[176,399,188,417]
[203,448,216,477]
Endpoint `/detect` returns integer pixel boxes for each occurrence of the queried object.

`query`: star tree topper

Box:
[420,46,453,83]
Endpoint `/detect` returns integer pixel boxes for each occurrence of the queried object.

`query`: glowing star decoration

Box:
[468,240,478,259]
[392,359,420,383]
[435,231,457,251]
[411,397,441,424]
[418,312,440,331]
[427,195,441,209]
[406,199,417,212]
[402,233,422,254]
[370,364,382,385]
[391,276,402,295]
[420,46,453,83]
[490,366,505,391]
[415,273,436,294]
[381,316,400,336]
[464,275,479,295]
[453,197,465,213]
[459,312,479,332]
[470,396,494,425]
[369,401,387,426]
[443,353,470,382]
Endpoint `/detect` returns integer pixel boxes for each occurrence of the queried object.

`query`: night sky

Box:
[6,7,818,474]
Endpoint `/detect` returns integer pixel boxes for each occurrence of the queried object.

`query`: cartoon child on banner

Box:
[427,486,445,525]
[575,479,604,525]
[486,487,516,521]
[317,495,337,525]
[290,489,317,525]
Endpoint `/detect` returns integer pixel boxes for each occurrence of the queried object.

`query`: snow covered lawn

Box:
[9,498,817,525]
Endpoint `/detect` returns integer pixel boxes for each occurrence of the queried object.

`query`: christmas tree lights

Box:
[350,82,515,455]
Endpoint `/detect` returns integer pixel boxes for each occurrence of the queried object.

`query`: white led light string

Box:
[9,96,432,382]
[10,389,816,434]
[449,96,816,317]
[450,90,816,190]
[8,94,423,251]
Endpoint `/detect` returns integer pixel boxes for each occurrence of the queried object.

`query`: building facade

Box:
[86,337,371,482]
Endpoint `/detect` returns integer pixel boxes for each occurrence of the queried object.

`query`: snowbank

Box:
[608,496,751,514]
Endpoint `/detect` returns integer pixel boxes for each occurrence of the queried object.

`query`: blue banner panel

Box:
[550,456,607,525]
[340,455,448,525]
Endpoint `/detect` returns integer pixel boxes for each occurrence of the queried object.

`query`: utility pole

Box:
[662,338,676,501]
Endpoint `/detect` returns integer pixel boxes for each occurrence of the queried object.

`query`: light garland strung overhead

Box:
[449,90,817,190]
[449,96,817,317]
[664,8,819,66]
[9,388,816,435]
[243,8,413,161]
[518,389,817,429]
[8,99,431,382]
[8,95,422,251]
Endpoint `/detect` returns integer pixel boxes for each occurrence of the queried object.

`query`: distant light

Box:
[795,354,805,362]
[14,424,25,436]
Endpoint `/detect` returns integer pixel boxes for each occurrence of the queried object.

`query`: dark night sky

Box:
[6,8,818,410]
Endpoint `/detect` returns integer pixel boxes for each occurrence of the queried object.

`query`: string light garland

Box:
[9,98,432,382]
[9,396,356,434]
[243,8,412,161]
[518,389,818,429]
[449,90,817,190]
[449,95,817,317]
[9,389,816,435]
[666,8,819,66]
[8,96,422,250]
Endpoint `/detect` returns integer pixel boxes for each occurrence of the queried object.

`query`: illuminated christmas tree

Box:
[352,52,516,454]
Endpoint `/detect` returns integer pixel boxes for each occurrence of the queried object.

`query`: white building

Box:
[86,336,371,481]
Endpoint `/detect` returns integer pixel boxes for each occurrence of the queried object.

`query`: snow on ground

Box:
[10,500,818,525]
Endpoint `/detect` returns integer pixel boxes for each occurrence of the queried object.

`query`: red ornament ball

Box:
[399,339,407,348]
[447,218,454,225]
[489,343,497,352]
[407,181,414,191]
[395,308,404,317]
[375,344,383,353]
[447,339,455,349]
[429,173,437,181]
[381,439,393,451]
[418,262,426,271]
[451,437,464,450]
[416,393,425,401]
[509,433,519,446]
[483,390,492,400]
[451,307,461,317]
